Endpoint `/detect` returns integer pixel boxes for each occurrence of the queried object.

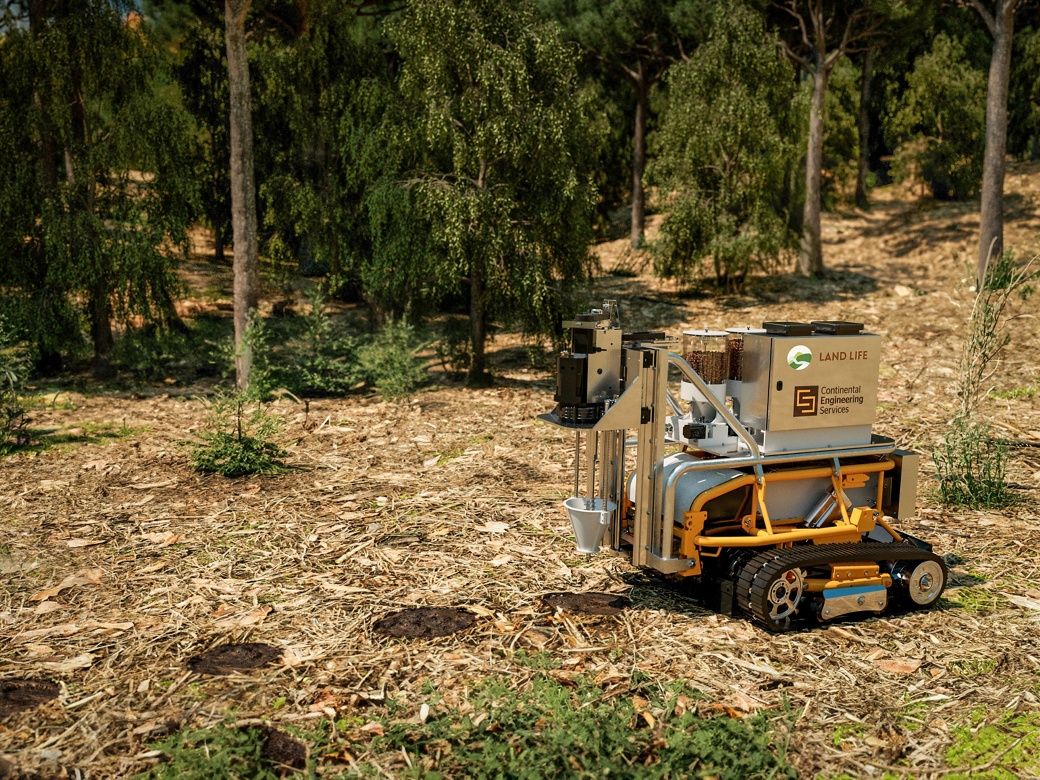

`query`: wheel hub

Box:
[765,568,804,620]
[907,560,944,605]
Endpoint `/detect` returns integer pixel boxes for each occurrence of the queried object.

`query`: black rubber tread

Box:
[734,541,947,632]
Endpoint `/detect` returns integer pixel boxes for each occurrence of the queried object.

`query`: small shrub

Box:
[957,252,1037,418]
[0,318,30,452]
[138,722,293,779]
[933,420,1011,509]
[188,394,288,477]
[236,314,280,401]
[433,317,472,374]
[282,288,359,397]
[357,320,428,400]
[115,318,226,380]
[885,34,986,201]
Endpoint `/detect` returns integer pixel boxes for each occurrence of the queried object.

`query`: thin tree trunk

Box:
[467,158,490,386]
[630,60,647,250]
[88,283,114,373]
[977,10,1014,288]
[467,259,488,386]
[213,222,225,263]
[855,49,874,210]
[30,0,63,373]
[799,64,828,276]
[226,0,260,392]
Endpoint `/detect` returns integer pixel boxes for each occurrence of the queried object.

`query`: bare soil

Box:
[2,165,1040,778]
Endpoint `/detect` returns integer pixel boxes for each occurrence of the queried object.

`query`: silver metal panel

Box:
[760,474,878,520]
[891,449,919,520]
[594,375,642,431]
[740,334,773,431]
[821,584,887,620]
[766,335,881,432]
[585,328,621,403]
[761,425,873,453]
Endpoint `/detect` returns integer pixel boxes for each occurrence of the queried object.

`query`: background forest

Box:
[0,0,1038,393]
[4,2,1040,778]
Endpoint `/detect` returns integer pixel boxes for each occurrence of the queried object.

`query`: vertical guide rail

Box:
[609,429,625,549]
[573,430,581,499]
[632,346,667,567]
[585,431,598,508]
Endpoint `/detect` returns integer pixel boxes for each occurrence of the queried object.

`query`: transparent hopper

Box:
[563,497,616,554]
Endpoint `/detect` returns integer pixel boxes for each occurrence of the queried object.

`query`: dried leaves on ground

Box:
[2,168,1040,778]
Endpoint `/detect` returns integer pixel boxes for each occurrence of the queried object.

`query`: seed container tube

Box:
[682,330,728,384]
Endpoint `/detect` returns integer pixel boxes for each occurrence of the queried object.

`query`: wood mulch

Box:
[2,165,1040,778]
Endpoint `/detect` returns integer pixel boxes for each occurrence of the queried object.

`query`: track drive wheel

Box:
[893,558,947,608]
[736,549,808,632]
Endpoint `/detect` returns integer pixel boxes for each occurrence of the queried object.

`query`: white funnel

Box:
[563,497,616,554]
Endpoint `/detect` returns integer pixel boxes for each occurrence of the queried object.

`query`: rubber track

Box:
[735,542,946,632]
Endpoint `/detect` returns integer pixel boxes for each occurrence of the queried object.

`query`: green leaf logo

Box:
[787,345,812,371]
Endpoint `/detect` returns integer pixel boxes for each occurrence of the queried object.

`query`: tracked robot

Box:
[540,301,946,631]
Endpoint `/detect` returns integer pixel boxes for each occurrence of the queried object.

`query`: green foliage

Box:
[275,288,361,398]
[173,21,232,261]
[537,0,707,227]
[356,320,428,400]
[433,318,474,375]
[0,1,201,365]
[885,34,986,200]
[188,394,289,478]
[229,314,279,402]
[387,0,598,381]
[933,255,1038,509]
[0,318,30,453]
[113,316,227,381]
[1009,25,1040,161]
[372,676,795,779]
[957,252,1038,419]
[822,57,861,206]
[252,8,393,286]
[932,420,1011,509]
[650,0,801,286]
[140,677,794,778]
[945,711,1040,779]
[135,723,292,780]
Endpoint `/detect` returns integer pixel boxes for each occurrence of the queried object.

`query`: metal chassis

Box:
[580,343,902,576]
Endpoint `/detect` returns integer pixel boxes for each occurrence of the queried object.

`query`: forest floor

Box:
[3,165,1040,779]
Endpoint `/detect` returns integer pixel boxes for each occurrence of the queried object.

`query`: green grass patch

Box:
[932,420,1013,509]
[136,722,298,779]
[366,676,795,779]
[945,711,1040,779]
[990,383,1040,400]
[19,390,77,410]
[952,657,998,677]
[942,587,1010,615]
[14,420,142,454]
[140,676,795,779]
[831,722,865,747]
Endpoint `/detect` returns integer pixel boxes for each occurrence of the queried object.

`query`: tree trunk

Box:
[855,49,874,210]
[213,223,225,263]
[88,283,114,376]
[977,10,1015,288]
[225,0,260,392]
[630,60,648,250]
[467,259,489,386]
[799,65,828,276]
[30,0,63,373]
